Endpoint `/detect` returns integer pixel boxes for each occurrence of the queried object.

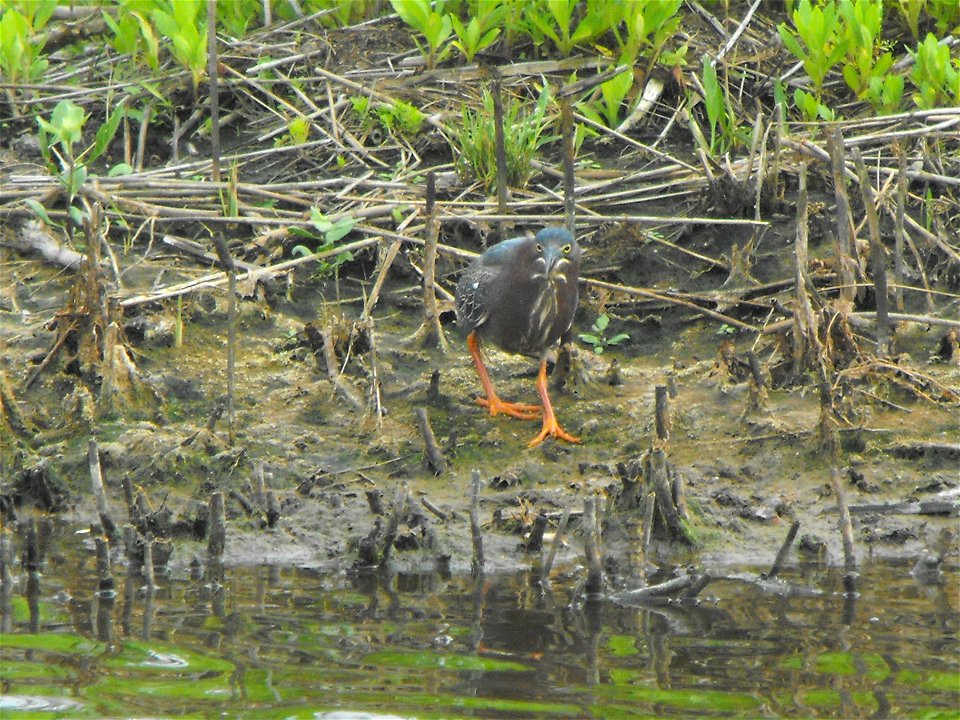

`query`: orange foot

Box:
[476,394,542,421]
[528,417,581,447]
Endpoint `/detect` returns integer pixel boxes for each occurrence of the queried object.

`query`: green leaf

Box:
[291,244,314,257]
[88,104,126,165]
[325,217,355,244]
[594,313,610,332]
[579,333,600,345]
[108,163,134,176]
[25,198,53,225]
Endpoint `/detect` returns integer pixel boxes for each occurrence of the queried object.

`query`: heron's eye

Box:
[562,244,571,254]
[535,243,543,253]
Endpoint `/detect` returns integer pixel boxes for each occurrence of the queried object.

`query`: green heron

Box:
[456,227,581,447]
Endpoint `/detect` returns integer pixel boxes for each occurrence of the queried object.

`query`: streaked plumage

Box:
[455,227,581,447]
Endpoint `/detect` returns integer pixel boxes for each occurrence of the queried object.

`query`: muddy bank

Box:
[2,251,957,582]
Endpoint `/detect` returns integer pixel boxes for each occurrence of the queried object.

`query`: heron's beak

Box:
[543,246,564,277]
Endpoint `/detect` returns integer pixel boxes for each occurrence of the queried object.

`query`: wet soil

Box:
[2,223,958,582]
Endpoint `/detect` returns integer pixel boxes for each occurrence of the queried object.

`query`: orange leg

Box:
[467,331,541,420]
[528,359,581,447]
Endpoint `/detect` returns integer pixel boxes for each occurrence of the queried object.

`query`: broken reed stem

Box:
[649,448,691,544]
[793,162,817,380]
[95,535,114,597]
[379,487,406,569]
[407,172,447,349]
[491,69,508,237]
[894,150,907,312]
[829,467,858,595]
[525,513,548,552]
[654,385,669,443]
[851,146,890,355]
[826,129,857,307]
[541,504,571,583]
[415,407,446,475]
[206,0,221,183]
[88,439,118,541]
[142,534,157,590]
[641,489,655,562]
[470,470,484,578]
[321,329,363,410]
[207,491,226,562]
[0,530,12,633]
[211,235,236,444]
[423,171,444,348]
[764,520,800,580]
[583,495,603,599]
[561,96,576,233]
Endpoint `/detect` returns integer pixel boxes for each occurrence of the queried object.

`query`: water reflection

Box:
[0,523,957,719]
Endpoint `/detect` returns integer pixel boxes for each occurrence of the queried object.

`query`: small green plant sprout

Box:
[698,55,749,154]
[527,0,609,57]
[615,0,682,65]
[450,2,503,62]
[454,83,555,191]
[577,64,634,129]
[390,0,453,69]
[150,0,208,89]
[838,0,898,110]
[778,0,848,92]
[376,99,426,137]
[290,209,356,276]
[792,88,837,121]
[716,323,738,336]
[37,99,125,224]
[215,0,262,38]
[102,1,161,71]
[0,2,54,88]
[579,313,629,355]
[909,33,960,109]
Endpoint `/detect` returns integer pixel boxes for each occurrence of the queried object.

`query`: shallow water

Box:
[1,524,957,719]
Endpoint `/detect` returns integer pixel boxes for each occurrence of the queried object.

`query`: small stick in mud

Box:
[321,329,363,410]
[894,150,907,312]
[95,535,115,598]
[379,488,406,569]
[365,488,385,515]
[206,0,221,183]
[583,495,603,598]
[826,129,858,308]
[745,349,768,410]
[560,96,576,233]
[95,535,116,642]
[829,467,857,595]
[470,470,484,578]
[648,449,693,545]
[0,530,13,633]
[211,235,237,444]
[851,146,890,355]
[405,173,448,350]
[523,512,548,552]
[142,534,157,591]
[541,505,571,583]
[88,440,118,541]
[207,492,226,563]
[654,385,670,443]
[420,496,447,520]
[415,407,446,475]
[763,520,800,580]
[491,69,508,237]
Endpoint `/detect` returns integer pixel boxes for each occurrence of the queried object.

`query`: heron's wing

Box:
[455,236,526,331]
